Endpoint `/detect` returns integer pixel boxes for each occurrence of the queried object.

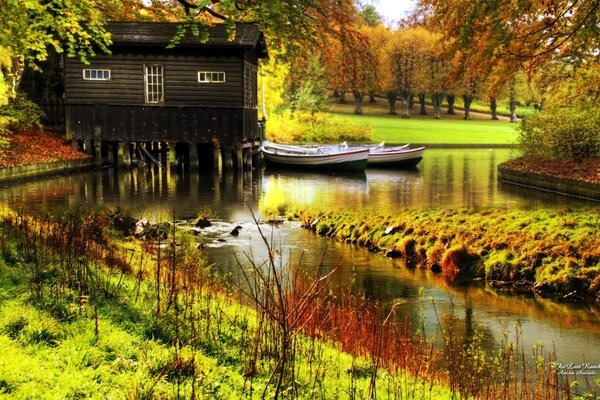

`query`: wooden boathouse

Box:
[60,22,267,170]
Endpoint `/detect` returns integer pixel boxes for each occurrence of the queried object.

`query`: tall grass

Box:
[0,207,595,399]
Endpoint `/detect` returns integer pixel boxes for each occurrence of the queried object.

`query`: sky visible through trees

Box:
[373,0,415,24]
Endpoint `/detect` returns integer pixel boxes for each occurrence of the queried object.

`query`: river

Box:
[1,148,598,388]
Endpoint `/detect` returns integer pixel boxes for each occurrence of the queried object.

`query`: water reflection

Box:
[260,149,594,210]
[0,148,598,387]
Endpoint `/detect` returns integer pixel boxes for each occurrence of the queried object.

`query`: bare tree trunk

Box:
[418,93,427,115]
[339,90,347,104]
[409,93,414,109]
[353,91,364,115]
[5,56,25,99]
[387,91,397,115]
[462,94,473,120]
[369,90,376,103]
[446,94,456,114]
[401,92,410,118]
[490,97,499,120]
[509,79,518,122]
[432,93,443,119]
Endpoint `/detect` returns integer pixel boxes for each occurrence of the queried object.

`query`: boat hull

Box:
[367,147,425,167]
[261,144,369,172]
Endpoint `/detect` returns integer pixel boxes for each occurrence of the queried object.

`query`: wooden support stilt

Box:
[71,139,81,152]
[252,143,263,167]
[107,142,115,164]
[221,146,233,170]
[84,140,93,156]
[93,126,102,166]
[189,142,199,168]
[235,145,243,173]
[213,142,221,171]
[167,142,177,168]
[138,142,147,169]
[243,147,253,170]
[117,142,132,167]
[94,141,103,166]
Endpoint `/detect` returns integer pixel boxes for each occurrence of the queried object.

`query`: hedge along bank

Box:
[292,207,600,303]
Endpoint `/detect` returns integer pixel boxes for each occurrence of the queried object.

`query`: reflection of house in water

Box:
[22,22,267,171]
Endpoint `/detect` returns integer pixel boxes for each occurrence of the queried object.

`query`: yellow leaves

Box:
[259,56,289,119]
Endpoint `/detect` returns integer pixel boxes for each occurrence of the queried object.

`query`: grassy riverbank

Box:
[1,208,594,399]
[290,207,600,303]
[0,208,457,399]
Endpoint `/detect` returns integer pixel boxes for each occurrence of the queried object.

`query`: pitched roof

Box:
[106,22,267,57]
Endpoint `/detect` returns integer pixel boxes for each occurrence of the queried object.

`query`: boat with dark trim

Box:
[364,145,425,167]
[261,141,424,168]
[260,141,369,172]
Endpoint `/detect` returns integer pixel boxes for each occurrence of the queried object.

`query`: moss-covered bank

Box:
[291,207,600,303]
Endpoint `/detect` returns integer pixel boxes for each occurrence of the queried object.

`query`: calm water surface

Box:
[1,148,598,386]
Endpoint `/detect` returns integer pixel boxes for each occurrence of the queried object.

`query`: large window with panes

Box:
[144,65,164,103]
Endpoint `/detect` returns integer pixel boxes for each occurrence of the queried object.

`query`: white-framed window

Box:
[144,64,164,103]
[198,71,226,83]
[83,69,110,80]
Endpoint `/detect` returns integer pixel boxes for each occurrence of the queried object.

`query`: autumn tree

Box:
[357,24,389,107]
[358,3,382,26]
[415,0,600,74]
[390,27,434,118]
[450,53,488,120]
[381,26,436,117]
[428,53,450,119]
[0,0,119,102]
[415,0,600,108]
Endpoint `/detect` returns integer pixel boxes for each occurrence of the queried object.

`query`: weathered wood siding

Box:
[60,22,266,147]
[67,105,249,143]
[64,49,243,107]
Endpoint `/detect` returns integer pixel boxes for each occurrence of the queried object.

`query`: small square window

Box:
[83,69,111,81]
[198,72,209,83]
[198,71,226,83]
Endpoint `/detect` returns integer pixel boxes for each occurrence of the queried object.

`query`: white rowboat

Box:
[260,141,369,172]
[261,141,424,168]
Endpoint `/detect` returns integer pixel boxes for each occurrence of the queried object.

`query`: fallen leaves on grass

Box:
[502,156,600,184]
[0,129,90,169]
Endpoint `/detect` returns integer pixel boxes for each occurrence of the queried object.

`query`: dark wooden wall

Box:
[67,104,259,143]
[64,49,244,107]
[64,47,262,145]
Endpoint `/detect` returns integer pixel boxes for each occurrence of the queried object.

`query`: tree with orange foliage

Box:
[322,23,377,114]
[381,27,437,118]
[428,53,450,119]
[415,0,600,75]
[415,0,600,110]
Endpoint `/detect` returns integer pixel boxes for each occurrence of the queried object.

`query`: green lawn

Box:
[332,113,519,145]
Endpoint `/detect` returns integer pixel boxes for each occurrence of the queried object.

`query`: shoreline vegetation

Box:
[0,208,596,399]
[287,207,600,305]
